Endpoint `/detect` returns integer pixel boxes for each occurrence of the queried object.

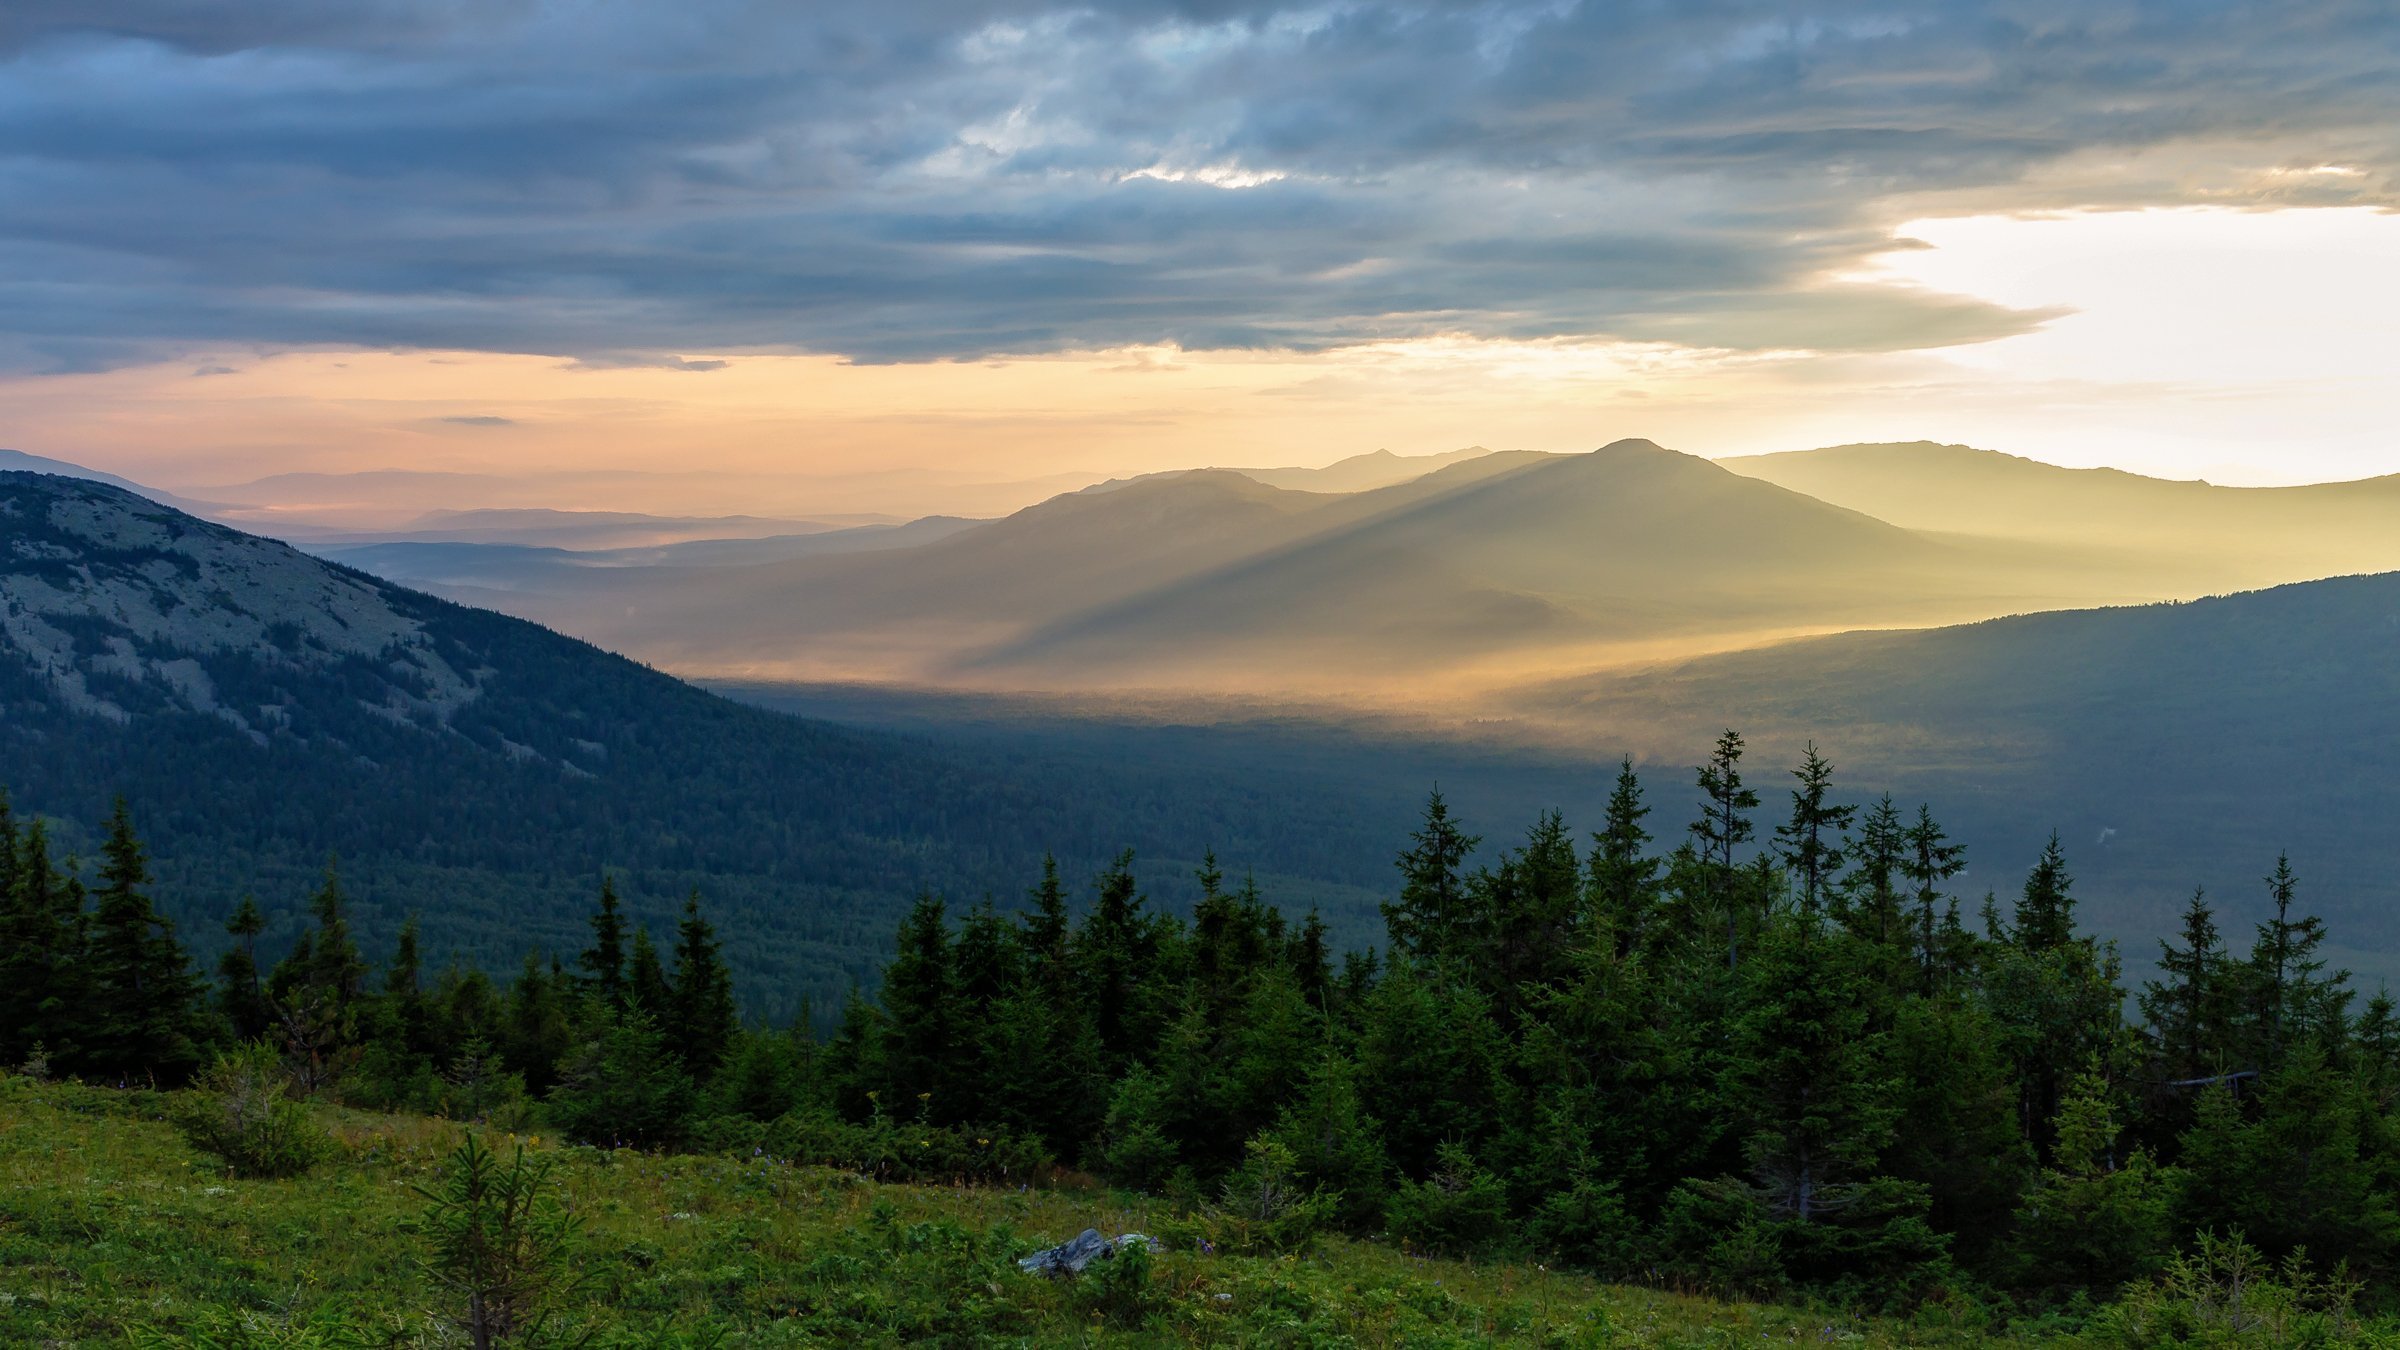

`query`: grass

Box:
[0,1073,2024,1347]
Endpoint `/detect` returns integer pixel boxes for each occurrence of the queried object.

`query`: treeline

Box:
[7,734,2396,1314]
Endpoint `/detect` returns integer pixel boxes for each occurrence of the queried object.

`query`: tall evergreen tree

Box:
[2140,889,2233,1084]
[82,799,207,1084]
[1385,790,1480,965]
[579,875,628,1006]
[2249,852,2346,1066]
[1902,805,1968,987]
[667,891,738,1078]
[1772,744,1854,921]
[0,818,83,1067]
[1842,795,1908,948]
[1691,730,1760,969]
[2011,833,2077,954]
[627,926,672,1020]
[1586,758,1660,955]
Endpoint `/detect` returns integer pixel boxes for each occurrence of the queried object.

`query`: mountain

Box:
[1718,441,2400,591]
[430,440,2162,692]
[308,517,980,594]
[0,471,1426,1016]
[972,440,2144,689]
[0,448,226,517]
[1222,446,1498,493]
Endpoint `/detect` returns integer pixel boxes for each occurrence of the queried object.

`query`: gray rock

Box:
[1016,1228,1162,1277]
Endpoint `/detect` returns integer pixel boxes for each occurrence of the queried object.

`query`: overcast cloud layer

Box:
[3,1,2396,373]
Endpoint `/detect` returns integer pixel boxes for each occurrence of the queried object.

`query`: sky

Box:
[2,2,2397,518]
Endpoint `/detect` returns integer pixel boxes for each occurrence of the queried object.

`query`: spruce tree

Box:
[2249,852,2347,1066]
[2011,833,2077,954]
[1841,795,1907,949]
[83,799,207,1084]
[0,818,82,1067]
[1772,743,1854,921]
[1690,730,1759,969]
[1901,805,1967,986]
[878,894,958,1115]
[2140,888,2232,1084]
[667,891,738,1078]
[1385,790,1480,965]
[627,926,672,1020]
[580,875,628,1006]
[1585,757,1660,955]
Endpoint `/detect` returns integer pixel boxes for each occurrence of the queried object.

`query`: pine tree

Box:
[1481,811,1582,1004]
[878,893,958,1116]
[627,926,672,1020]
[579,875,628,1006]
[667,891,738,1078]
[1077,851,1161,1073]
[2140,888,2233,1083]
[1841,795,1907,948]
[1772,744,1854,921]
[2249,852,2347,1066]
[1691,730,1760,970]
[2012,833,2077,954]
[0,818,85,1067]
[1901,805,1967,986]
[82,799,207,1084]
[1385,790,1480,965]
[1585,757,1659,955]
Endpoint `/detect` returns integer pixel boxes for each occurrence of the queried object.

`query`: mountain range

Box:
[366,437,2325,694]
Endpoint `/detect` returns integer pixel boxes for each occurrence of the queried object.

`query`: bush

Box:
[1525,1174,1641,1277]
[177,1042,330,1179]
[1385,1143,1509,1258]
[1076,1233,1162,1329]
[2090,1231,2367,1348]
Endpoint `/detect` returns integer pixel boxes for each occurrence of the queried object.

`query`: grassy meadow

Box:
[0,1073,2029,1348]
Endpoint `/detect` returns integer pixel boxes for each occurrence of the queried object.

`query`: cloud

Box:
[435,414,515,426]
[0,2,2394,372]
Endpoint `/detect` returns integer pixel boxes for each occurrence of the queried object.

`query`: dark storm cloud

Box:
[1,1,2395,371]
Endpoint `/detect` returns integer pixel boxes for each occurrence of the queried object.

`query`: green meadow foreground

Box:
[1,1076,2029,1348]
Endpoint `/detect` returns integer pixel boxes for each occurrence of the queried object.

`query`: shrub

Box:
[177,1041,329,1179]
[1385,1143,1509,1258]
[2090,1231,2367,1348]
[546,1010,692,1150]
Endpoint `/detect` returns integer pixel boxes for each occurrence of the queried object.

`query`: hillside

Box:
[1720,441,2400,590]
[1516,570,2400,965]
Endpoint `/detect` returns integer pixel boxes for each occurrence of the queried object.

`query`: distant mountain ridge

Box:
[1719,441,2400,590]
[454,438,2167,693]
